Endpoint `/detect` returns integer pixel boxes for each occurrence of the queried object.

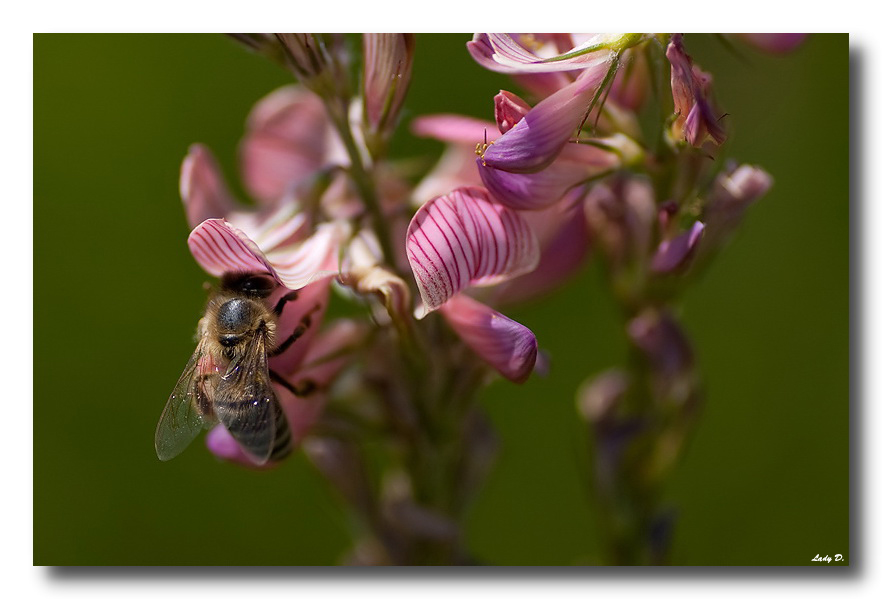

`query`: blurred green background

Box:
[34,34,848,566]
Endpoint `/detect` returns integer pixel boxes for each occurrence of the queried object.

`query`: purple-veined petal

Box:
[406,186,539,312]
[651,221,705,273]
[180,144,236,229]
[240,85,334,205]
[468,33,614,74]
[481,64,610,173]
[226,197,311,254]
[439,294,537,383]
[264,221,350,289]
[188,218,276,278]
[478,142,618,210]
[188,218,348,290]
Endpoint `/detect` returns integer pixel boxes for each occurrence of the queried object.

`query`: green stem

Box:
[327,104,397,268]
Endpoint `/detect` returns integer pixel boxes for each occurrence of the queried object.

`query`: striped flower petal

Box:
[439,294,537,383]
[180,144,236,229]
[188,219,275,278]
[468,33,614,74]
[481,64,611,173]
[188,218,347,290]
[406,186,539,313]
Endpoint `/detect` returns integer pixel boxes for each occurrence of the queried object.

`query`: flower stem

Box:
[326,102,398,268]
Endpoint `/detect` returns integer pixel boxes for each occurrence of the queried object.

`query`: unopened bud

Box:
[494,90,531,134]
[577,369,629,423]
[363,34,415,150]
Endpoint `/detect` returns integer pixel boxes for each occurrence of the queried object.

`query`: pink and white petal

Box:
[481,65,610,173]
[188,218,276,279]
[411,114,498,146]
[440,294,537,383]
[240,85,333,205]
[264,221,351,289]
[227,198,311,254]
[180,144,237,229]
[406,186,539,312]
[468,33,613,74]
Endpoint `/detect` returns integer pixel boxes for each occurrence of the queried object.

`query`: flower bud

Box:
[650,221,705,274]
[494,90,531,134]
[703,163,773,249]
[666,34,726,147]
[275,33,349,100]
[363,34,415,150]
[577,369,629,423]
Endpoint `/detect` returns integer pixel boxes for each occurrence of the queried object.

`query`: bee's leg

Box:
[272,291,300,316]
[269,369,318,397]
[268,303,322,357]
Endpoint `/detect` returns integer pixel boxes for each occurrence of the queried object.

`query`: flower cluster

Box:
[159,32,805,565]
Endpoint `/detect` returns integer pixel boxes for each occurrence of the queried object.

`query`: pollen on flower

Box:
[474,129,494,166]
[519,34,543,53]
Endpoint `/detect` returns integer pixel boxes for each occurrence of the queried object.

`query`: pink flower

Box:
[405,186,540,382]
[480,64,611,173]
[238,85,345,205]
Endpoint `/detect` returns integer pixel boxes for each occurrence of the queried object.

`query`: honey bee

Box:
[155,272,317,464]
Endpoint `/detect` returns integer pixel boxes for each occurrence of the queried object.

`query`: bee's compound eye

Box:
[240,275,277,298]
[217,298,254,332]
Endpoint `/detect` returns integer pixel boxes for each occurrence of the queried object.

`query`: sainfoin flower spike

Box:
[158,32,809,565]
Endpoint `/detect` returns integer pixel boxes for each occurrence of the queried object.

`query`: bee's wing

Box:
[213,331,277,465]
[155,339,216,461]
